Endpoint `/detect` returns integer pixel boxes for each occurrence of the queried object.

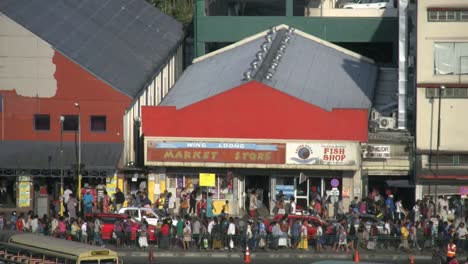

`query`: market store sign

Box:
[286,143,358,166]
[146,140,286,164]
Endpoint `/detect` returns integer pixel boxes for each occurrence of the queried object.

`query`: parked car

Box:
[342,0,394,9]
[118,207,160,227]
[273,214,324,238]
[346,213,386,234]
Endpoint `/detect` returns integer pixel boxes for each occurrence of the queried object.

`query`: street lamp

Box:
[60,115,64,216]
[436,85,445,172]
[74,102,81,213]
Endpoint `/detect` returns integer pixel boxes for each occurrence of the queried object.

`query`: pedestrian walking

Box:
[67,194,77,219]
[138,219,149,249]
[183,220,192,250]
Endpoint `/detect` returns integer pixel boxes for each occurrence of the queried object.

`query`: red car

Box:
[273,214,324,238]
[86,213,156,241]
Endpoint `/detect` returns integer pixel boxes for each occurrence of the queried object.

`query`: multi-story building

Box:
[0,0,184,213]
[415,0,468,199]
[195,0,398,64]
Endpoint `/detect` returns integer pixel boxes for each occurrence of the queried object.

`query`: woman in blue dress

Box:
[207,192,215,217]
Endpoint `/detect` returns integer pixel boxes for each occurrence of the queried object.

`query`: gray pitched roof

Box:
[0,0,184,98]
[160,25,377,111]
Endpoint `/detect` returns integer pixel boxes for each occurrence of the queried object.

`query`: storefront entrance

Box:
[245,175,270,212]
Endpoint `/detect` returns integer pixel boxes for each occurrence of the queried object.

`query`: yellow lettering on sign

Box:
[164,151,174,159]
[234,151,273,162]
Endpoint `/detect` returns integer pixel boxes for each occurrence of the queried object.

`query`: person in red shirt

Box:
[159,219,171,250]
[15,213,24,231]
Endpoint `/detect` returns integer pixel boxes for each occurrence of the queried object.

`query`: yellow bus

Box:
[0,232,122,264]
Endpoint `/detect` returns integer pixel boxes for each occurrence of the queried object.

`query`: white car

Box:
[118,207,160,227]
[343,0,394,9]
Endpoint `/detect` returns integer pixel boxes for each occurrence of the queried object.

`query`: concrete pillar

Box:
[194,0,206,58]
[286,0,294,17]
[343,169,363,209]
[342,173,353,212]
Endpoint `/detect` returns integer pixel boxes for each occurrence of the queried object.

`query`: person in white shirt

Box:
[290,196,297,215]
[249,190,258,218]
[81,221,87,243]
[456,222,467,251]
[168,193,176,216]
[30,215,39,234]
[396,200,404,221]
[207,219,215,235]
[227,217,236,250]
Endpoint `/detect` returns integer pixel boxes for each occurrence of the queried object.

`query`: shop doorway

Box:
[245,175,270,211]
[0,177,16,208]
[368,176,414,209]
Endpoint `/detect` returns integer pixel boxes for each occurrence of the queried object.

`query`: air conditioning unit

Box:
[378,117,396,130]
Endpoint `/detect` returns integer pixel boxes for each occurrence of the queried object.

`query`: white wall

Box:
[0,13,57,98]
[123,46,184,165]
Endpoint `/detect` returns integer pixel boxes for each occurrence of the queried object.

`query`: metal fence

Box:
[35,229,457,254]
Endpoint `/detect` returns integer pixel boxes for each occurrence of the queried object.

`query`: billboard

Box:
[146,140,286,165]
[286,142,358,166]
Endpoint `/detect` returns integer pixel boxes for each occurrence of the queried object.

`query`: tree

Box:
[147,0,193,27]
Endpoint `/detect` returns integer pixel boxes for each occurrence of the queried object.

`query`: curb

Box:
[117,251,434,260]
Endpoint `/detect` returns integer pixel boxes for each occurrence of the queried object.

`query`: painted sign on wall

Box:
[286,143,357,165]
[146,140,286,165]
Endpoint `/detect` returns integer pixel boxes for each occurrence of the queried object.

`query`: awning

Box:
[0,140,122,176]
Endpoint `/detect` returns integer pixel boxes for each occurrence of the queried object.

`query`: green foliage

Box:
[146,0,193,27]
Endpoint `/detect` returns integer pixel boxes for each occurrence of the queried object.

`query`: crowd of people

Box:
[4,183,468,264]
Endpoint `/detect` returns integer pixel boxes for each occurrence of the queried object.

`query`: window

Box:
[0,95,3,112]
[63,115,79,131]
[90,116,106,132]
[428,10,468,22]
[434,42,468,75]
[34,114,50,131]
[426,88,468,98]
[461,11,468,21]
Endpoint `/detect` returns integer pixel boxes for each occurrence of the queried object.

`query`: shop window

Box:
[434,42,468,75]
[63,115,79,131]
[275,177,295,200]
[166,173,233,200]
[90,115,106,132]
[34,114,50,131]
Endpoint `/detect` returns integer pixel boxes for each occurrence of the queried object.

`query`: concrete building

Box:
[0,0,184,212]
[415,0,468,199]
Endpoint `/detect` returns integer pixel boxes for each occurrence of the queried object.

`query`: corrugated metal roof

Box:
[159,36,265,108]
[0,0,184,98]
[0,141,122,171]
[160,26,377,111]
